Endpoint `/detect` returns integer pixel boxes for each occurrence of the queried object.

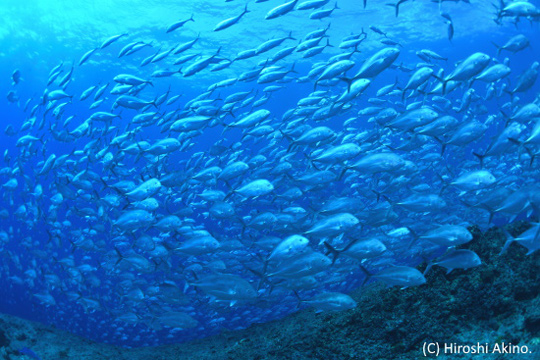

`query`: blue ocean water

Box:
[0,0,539,348]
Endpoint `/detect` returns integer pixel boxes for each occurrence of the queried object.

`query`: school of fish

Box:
[1,0,540,347]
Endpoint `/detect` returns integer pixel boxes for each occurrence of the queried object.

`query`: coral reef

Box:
[0,222,539,359]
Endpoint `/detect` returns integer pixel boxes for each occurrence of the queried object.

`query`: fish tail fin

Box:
[208,92,221,104]
[441,79,449,95]
[292,290,303,309]
[288,31,296,40]
[436,138,447,155]
[45,229,53,244]
[325,22,332,34]
[358,264,372,287]
[370,189,381,202]
[311,161,322,171]
[472,152,485,168]
[290,62,298,74]
[323,241,341,265]
[406,226,419,248]
[488,210,495,225]
[279,129,293,142]
[423,262,434,276]
[326,236,361,264]
[305,204,320,218]
[507,137,522,146]
[113,247,124,266]
[239,217,247,237]
[351,41,360,55]
[499,229,515,255]
[491,41,502,56]
[267,282,276,295]
[337,166,350,181]
[225,108,235,118]
[385,2,398,17]
[135,142,147,161]
[530,204,540,222]
[190,269,199,282]
[223,190,235,201]
[521,145,536,167]
[493,8,502,25]
[221,124,231,136]
[286,142,297,153]
[381,194,393,206]
[246,260,269,291]
[99,178,109,190]
[339,76,353,93]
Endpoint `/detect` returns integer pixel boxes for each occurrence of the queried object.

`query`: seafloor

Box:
[1,222,539,360]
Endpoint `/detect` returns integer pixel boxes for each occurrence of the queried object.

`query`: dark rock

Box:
[525,314,540,335]
[0,329,9,348]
